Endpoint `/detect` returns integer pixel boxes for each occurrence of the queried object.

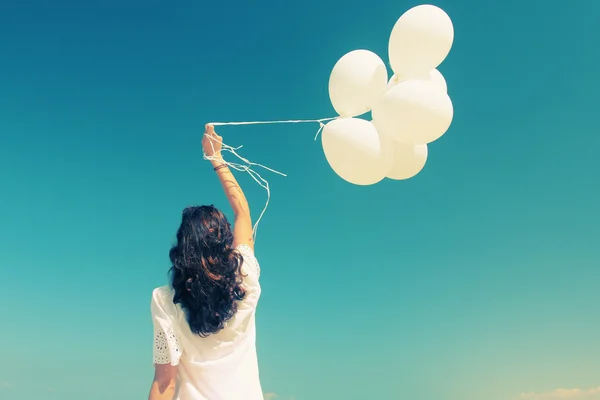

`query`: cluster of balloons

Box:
[322,4,455,185]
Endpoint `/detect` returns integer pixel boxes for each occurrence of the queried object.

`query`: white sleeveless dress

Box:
[150,244,263,400]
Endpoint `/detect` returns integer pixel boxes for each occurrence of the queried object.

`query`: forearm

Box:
[148,381,175,400]
[211,153,250,217]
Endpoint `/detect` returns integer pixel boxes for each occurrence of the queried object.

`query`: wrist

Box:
[213,163,228,172]
[209,153,224,166]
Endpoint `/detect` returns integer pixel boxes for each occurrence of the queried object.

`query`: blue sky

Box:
[0,0,598,399]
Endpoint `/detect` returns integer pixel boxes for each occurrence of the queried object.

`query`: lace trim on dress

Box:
[153,325,182,365]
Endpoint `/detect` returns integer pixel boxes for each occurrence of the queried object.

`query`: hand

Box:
[202,124,223,158]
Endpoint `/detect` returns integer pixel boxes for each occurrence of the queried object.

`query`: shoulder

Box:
[235,244,261,280]
[235,244,254,259]
[153,285,173,296]
[152,285,174,301]
[151,286,175,313]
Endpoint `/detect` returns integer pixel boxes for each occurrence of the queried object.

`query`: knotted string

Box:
[205,117,336,240]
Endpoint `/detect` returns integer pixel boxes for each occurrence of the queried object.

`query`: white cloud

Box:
[0,382,12,389]
[520,387,600,399]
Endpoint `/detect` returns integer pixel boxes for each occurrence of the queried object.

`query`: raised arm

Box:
[203,124,254,250]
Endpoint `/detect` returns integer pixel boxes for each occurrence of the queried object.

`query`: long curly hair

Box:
[169,205,246,337]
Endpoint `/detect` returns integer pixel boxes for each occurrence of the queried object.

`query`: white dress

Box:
[151,244,263,400]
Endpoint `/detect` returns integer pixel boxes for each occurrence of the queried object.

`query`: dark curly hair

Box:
[169,205,246,337]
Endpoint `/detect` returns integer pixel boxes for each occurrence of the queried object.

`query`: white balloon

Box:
[388,5,454,77]
[372,79,453,144]
[373,121,428,180]
[321,118,387,185]
[428,69,448,93]
[387,69,447,93]
[385,140,428,180]
[328,50,388,117]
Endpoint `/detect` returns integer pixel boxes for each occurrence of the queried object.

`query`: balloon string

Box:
[205,116,336,239]
[210,117,336,127]
[211,117,336,142]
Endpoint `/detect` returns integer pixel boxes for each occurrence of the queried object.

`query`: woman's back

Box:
[151,244,263,400]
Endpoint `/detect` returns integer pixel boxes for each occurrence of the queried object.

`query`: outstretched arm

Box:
[203,124,254,250]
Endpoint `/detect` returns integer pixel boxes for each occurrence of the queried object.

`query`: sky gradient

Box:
[0,0,598,399]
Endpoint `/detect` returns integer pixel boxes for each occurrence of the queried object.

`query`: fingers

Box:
[204,124,222,142]
[205,133,222,143]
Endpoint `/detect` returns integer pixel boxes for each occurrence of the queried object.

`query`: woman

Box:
[148,125,263,400]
